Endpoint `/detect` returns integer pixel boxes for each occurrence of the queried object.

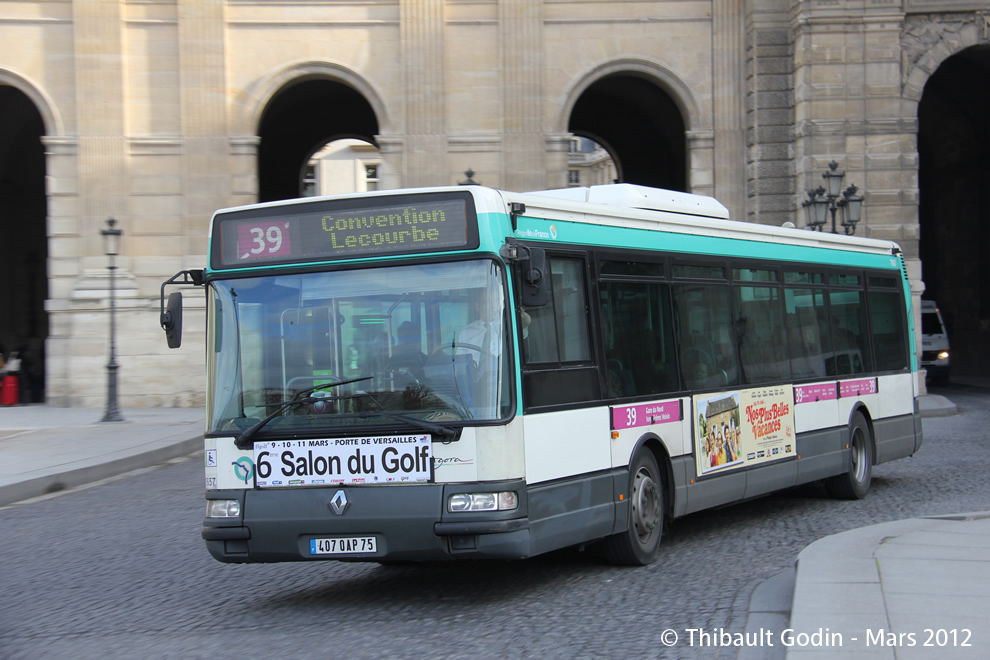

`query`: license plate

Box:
[310,536,377,555]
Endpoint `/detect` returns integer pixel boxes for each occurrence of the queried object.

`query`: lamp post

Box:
[101,218,124,423]
[800,161,864,235]
[458,168,479,185]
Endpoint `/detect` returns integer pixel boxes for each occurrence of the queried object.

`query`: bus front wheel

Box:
[825,412,873,500]
[602,449,664,566]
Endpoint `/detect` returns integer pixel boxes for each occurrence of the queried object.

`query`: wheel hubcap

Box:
[631,467,660,542]
[851,428,867,483]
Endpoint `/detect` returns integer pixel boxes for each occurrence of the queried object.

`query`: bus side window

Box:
[672,284,739,390]
[521,257,592,364]
[599,280,677,398]
[868,285,909,372]
[784,288,829,378]
[828,289,872,375]
[734,284,789,384]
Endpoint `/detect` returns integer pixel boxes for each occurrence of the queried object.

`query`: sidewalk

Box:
[0,404,203,507]
[785,512,990,658]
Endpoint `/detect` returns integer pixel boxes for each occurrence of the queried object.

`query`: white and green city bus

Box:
[161,183,923,566]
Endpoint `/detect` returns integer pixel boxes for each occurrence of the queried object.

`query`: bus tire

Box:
[825,412,873,500]
[602,449,664,566]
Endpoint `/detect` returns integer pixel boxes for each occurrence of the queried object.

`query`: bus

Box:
[161,183,923,566]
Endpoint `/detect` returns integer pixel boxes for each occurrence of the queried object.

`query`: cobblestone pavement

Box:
[0,385,985,659]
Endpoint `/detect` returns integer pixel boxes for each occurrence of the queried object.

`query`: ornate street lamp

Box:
[801,161,864,235]
[802,186,829,231]
[101,218,124,422]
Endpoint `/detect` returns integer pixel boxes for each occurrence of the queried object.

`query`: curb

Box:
[919,394,958,418]
[0,433,202,507]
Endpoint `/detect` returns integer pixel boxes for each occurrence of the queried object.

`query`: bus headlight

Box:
[448,491,518,512]
[937,351,949,361]
[206,499,241,518]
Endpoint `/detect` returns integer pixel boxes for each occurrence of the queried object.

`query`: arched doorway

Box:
[0,85,47,402]
[918,45,990,380]
[568,74,686,191]
[257,78,380,203]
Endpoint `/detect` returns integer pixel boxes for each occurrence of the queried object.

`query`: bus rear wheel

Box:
[825,412,873,500]
[602,449,663,566]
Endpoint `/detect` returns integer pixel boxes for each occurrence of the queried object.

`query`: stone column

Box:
[229,136,260,212]
[544,133,573,191]
[178,0,230,257]
[712,0,746,219]
[792,4,915,248]
[52,0,132,405]
[72,0,128,264]
[746,4,794,227]
[687,131,716,200]
[499,0,545,192]
[401,0,447,188]
[42,136,79,407]
[376,134,407,191]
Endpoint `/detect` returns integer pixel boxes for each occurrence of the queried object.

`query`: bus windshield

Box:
[207,259,510,435]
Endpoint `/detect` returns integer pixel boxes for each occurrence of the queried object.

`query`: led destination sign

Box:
[213,192,478,269]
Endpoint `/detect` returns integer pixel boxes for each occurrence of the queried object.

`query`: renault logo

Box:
[329,490,349,515]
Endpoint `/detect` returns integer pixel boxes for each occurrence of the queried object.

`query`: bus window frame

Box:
[864,272,911,374]
[819,266,873,376]
[594,249,682,402]
[201,251,521,436]
[514,243,604,414]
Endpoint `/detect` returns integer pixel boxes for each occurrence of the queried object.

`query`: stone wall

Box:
[1,0,984,405]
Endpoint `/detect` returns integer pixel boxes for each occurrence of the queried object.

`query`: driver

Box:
[389,321,427,382]
[455,289,501,367]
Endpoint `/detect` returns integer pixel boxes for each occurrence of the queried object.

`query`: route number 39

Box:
[626,408,637,426]
[240,222,290,259]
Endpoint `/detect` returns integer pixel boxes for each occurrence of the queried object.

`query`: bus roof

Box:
[527,184,731,220]
[500,185,899,257]
[207,184,900,262]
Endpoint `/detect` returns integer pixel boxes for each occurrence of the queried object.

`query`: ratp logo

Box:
[549,225,557,239]
[231,457,255,485]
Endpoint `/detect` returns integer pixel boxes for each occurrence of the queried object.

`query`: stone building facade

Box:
[1,0,988,407]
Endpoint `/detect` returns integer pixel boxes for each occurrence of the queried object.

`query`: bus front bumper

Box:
[202,481,531,563]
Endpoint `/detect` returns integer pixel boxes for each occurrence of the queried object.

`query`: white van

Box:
[920,300,950,382]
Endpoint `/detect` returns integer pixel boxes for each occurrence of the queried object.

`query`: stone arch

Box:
[556,57,703,191]
[555,57,703,136]
[0,70,54,403]
[901,12,990,106]
[237,60,392,138]
[915,35,990,379]
[0,69,63,137]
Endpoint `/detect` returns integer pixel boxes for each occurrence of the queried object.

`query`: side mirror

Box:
[162,291,184,349]
[160,269,203,348]
[520,247,548,307]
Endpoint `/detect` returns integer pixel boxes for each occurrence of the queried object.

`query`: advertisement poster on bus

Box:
[694,385,795,477]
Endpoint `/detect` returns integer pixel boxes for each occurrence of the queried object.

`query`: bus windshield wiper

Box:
[233,376,373,449]
[359,411,459,442]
